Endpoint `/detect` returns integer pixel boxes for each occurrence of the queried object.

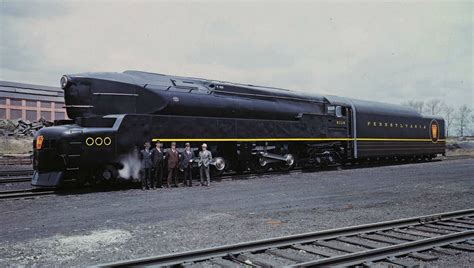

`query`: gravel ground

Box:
[0,159,473,266]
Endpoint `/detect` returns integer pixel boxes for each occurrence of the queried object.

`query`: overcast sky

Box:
[0,0,472,109]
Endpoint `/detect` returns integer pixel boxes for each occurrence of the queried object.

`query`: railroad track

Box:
[0,169,33,177]
[0,169,34,184]
[98,209,474,267]
[0,176,32,184]
[0,188,56,199]
[0,158,454,185]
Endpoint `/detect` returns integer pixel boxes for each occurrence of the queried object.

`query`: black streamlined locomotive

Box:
[32,70,445,187]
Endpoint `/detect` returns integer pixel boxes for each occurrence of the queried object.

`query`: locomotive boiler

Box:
[32,70,445,187]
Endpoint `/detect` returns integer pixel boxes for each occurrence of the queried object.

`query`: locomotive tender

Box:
[32,70,445,187]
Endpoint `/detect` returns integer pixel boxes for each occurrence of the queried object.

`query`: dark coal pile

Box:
[0,118,53,137]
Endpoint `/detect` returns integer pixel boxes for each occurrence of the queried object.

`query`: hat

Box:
[171,142,176,146]
[201,143,207,148]
[185,142,190,147]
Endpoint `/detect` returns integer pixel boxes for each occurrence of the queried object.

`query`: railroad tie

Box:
[375,231,417,242]
[236,253,282,267]
[434,221,474,230]
[385,256,419,267]
[313,240,361,253]
[424,223,468,232]
[290,244,337,257]
[432,247,460,256]
[448,219,474,226]
[209,257,242,268]
[336,236,379,249]
[265,248,310,263]
[392,228,435,238]
[359,234,403,245]
[446,243,474,252]
[410,226,450,235]
[408,252,439,261]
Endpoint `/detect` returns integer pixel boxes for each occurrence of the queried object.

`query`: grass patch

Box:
[0,137,33,155]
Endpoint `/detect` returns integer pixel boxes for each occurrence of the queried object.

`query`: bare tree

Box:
[425,99,444,115]
[443,105,455,137]
[455,105,472,137]
[402,100,424,114]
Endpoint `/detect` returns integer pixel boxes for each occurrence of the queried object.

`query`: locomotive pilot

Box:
[140,142,153,190]
[198,143,212,186]
[166,142,180,187]
[151,142,164,188]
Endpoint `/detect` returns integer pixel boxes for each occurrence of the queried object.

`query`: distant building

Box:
[0,80,67,121]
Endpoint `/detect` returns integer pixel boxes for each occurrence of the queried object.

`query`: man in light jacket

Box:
[198,143,212,186]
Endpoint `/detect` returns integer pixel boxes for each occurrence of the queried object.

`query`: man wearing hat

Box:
[198,143,212,186]
[140,141,153,190]
[180,142,194,186]
[151,142,164,188]
[166,142,179,187]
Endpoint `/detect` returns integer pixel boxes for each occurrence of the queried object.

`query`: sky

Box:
[0,0,472,111]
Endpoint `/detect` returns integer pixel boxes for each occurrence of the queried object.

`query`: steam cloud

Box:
[118,151,141,180]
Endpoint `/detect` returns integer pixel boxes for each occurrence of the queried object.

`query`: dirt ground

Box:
[1,158,472,266]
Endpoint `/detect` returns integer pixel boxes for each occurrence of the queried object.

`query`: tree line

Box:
[402,99,472,137]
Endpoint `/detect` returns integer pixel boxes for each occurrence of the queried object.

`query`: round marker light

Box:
[85,137,94,146]
[95,137,103,146]
[104,137,112,146]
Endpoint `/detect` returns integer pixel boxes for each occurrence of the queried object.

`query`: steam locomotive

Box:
[32,70,445,187]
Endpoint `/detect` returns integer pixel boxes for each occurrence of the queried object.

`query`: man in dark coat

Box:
[180,142,194,186]
[140,142,153,190]
[151,142,164,188]
[166,142,179,187]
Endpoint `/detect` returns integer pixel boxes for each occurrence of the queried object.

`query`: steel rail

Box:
[0,176,32,184]
[96,209,474,267]
[0,169,33,177]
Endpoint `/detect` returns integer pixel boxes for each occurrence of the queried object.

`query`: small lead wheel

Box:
[251,157,270,173]
[274,154,295,172]
[99,164,119,186]
[210,157,226,177]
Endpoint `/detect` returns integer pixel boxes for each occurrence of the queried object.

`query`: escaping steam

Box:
[118,150,141,180]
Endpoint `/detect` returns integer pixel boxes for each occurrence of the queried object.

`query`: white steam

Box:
[118,151,141,180]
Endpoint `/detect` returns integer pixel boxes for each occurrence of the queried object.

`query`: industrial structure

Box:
[0,80,67,121]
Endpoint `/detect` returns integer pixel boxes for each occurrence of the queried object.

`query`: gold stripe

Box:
[152,138,354,142]
[152,138,446,142]
[358,138,446,142]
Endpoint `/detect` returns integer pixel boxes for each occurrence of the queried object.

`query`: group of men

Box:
[139,141,213,190]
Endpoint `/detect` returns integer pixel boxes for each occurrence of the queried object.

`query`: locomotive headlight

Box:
[36,135,44,150]
[60,75,70,89]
